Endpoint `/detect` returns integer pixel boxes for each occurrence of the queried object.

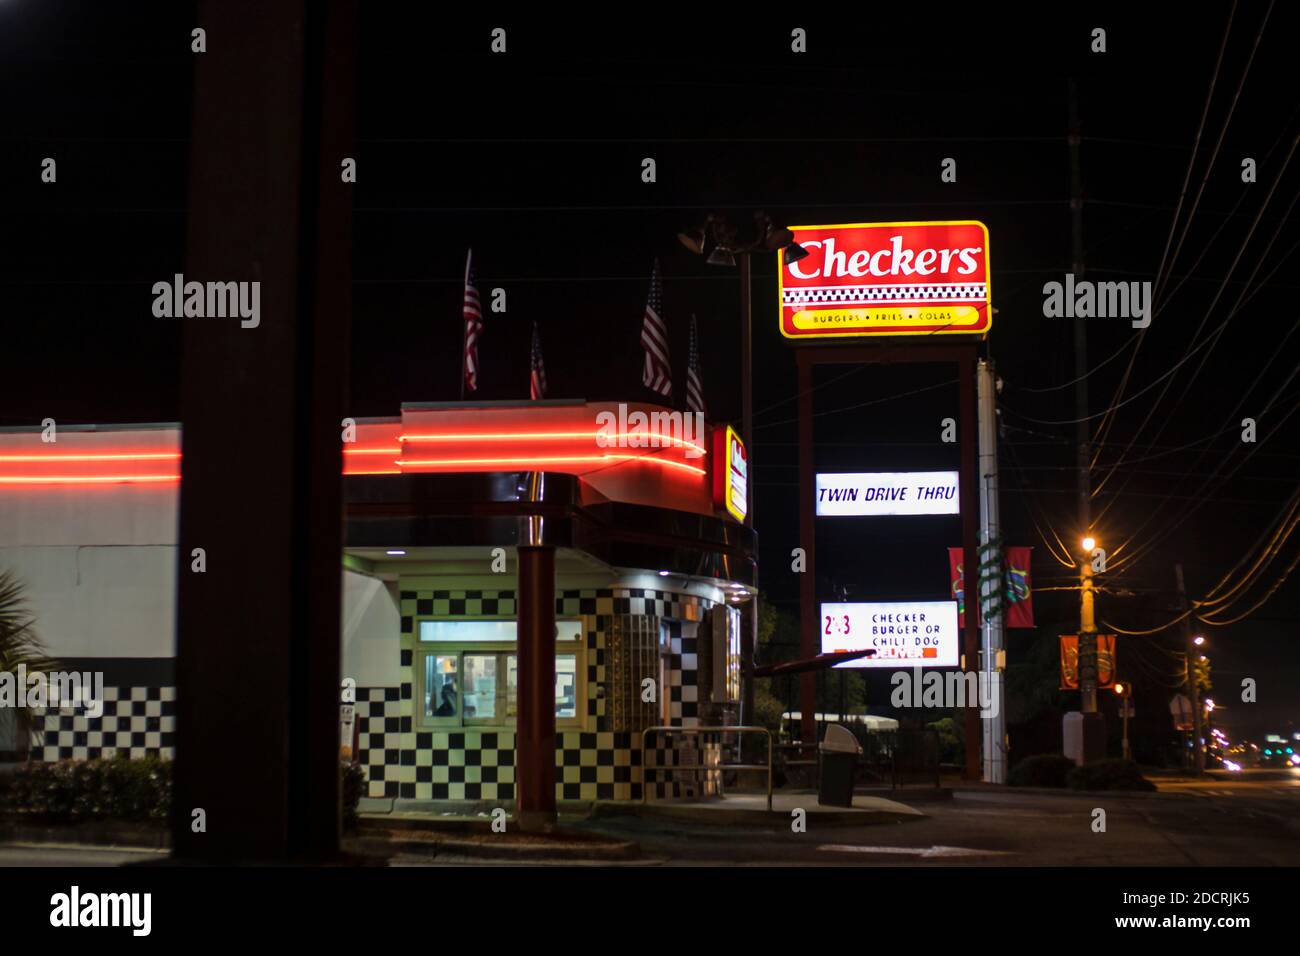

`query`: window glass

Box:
[556,654,578,718]
[419,620,583,642]
[463,654,498,720]
[424,655,460,720]
[504,654,577,719]
[506,655,518,718]
[418,645,581,727]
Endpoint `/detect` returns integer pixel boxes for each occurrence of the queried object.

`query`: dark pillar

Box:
[958,348,982,781]
[172,0,356,861]
[739,254,756,732]
[516,545,557,830]
[797,350,818,745]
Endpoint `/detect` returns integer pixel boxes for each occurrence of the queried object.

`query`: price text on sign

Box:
[778,220,992,339]
[820,600,960,668]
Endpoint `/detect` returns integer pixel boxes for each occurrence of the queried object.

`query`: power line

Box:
[1155,0,1274,304]
[1108,388,1300,572]
[752,378,957,431]
[1199,547,1300,626]
[1150,0,1237,302]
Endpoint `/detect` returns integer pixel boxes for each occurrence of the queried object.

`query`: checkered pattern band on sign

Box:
[783,283,987,305]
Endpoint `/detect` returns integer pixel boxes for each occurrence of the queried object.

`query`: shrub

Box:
[1067,758,1156,792]
[2,755,171,822]
[342,761,365,831]
[4,756,367,829]
[1007,754,1075,788]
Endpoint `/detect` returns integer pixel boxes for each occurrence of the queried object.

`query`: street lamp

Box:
[1113,680,1132,760]
[1077,535,1100,716]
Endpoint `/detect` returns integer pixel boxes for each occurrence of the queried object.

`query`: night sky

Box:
[4,4,1297,741]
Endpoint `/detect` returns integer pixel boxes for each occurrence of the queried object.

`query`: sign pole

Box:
[1176,563,1203,775]
[958,347,982,781]
[740,252,756,733]
[797,349,818,746]
[977,358,1007,784]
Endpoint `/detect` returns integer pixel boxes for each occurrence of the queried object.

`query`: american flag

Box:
[685,314,706,415]
[640,259,672,397]
[529,321,547,400]
[461,249,483,394]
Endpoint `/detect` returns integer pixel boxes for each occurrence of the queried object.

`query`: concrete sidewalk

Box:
[363,790,925,829]
[349,823,640,862]
[592,791,924,826]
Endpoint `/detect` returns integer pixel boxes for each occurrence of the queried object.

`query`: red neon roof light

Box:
[0,405,716,497]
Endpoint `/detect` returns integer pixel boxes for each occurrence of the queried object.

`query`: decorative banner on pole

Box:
[1059,635,1116,690]
[817,471,959,516]
[819,600,960,668]
[949,546,1034,628]
[779,221,992,339]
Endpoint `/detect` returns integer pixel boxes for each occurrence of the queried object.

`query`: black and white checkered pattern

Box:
[783,283,987,305]
[361,586,716,803]
[30,686,175,761]
[23,585,719,806]
[644,734,722,800]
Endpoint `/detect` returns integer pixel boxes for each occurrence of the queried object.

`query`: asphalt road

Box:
[412,778,1300,867]
[2,775,1297,867]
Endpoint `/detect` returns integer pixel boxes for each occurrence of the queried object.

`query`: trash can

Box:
[818,723,862,807]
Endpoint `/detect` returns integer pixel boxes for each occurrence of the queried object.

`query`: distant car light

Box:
[1222,760,1242,772]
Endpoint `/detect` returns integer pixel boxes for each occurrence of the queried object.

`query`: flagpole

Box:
[459,248,471,402]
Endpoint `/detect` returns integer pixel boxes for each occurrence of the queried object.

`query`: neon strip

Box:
[399,431,707,456]
[0,453,181,462]
[341,447,402,456]
[0,475,180,485]
[343,468,401,475]
[397,454,707,476]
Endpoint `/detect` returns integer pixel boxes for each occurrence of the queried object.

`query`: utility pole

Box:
[1175,563,1204,775]
[976,358,1007,783]
[1068,79,1097,715]
[1062,79,1105,765]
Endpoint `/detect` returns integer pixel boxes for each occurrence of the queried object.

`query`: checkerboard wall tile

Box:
[361,585,717,802]
[29,685,176,762]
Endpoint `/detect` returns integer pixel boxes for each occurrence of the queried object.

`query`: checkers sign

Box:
[779,220,992,339]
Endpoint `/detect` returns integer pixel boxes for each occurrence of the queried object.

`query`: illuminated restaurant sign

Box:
[820,600,960,668]
[816,471,960,516]
[712,425,747,522]
[778,221,991,339]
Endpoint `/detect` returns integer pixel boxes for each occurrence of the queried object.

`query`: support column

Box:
[516,545,557,830]
[797,351,818,745]
[171,0,355,862]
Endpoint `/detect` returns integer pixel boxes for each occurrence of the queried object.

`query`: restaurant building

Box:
[0,400,756,805]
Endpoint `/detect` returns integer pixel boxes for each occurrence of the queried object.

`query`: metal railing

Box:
[641,725,773,811]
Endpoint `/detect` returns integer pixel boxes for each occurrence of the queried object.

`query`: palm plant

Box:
[0,569,54,759]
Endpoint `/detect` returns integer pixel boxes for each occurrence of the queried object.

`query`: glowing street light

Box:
[1082,536,1096,553]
